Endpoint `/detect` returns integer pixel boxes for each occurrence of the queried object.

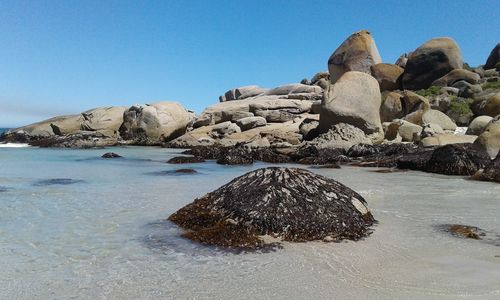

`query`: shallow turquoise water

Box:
[0,146,499,299]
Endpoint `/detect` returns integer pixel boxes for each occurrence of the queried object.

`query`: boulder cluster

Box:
[2,30,499,181]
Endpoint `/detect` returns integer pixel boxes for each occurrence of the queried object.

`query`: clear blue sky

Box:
[0,0,499,127]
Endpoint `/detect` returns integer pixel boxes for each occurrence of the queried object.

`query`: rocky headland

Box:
[2,30,500,182]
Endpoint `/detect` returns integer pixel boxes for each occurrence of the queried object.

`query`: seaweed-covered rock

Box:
[182,145,227,160]
[168,167,375,249]
[347,144,379,157]
[424,144,490,175]
[252,148,291,163]
[167,156,205,164]
[472,153,500,182]
[442,224,486,240]
[216,147,254,165]
[396,147,436,171]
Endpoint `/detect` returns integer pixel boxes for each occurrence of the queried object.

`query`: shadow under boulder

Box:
[168,167,375,250]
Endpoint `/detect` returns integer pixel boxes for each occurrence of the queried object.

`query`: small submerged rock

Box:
[441,224,487,240]
[33,178,85,186]
[146,169,198,176]
[168,167,375,250]
[0,186,11,192]
[167,156,205,164]
[101,152,122,158]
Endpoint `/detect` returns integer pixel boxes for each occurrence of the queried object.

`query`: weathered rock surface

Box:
[168,167,375,249]
[402,37,463,90]
[220,85,268,102]
[328,30,382,83]
[370,63,404,91]
[235,116,267,131]
[320,71,383,142]
[312,123,372,150]
[119,102,195,145]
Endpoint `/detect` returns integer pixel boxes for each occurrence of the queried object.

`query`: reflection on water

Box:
[0,146,499,299]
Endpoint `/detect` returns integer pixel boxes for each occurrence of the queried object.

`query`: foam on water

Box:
[0,143,30,148]
[0,146,499,299]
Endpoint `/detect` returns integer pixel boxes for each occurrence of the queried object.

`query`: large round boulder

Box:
[480,92,500,117]
[320,71,383,142]
[168,167,375,249]
[402,37,463,90]
[484,43,500,70]
[473,116,500,158]
[370,63,404,91]
[119,102,195,145]
[328,30,382,83]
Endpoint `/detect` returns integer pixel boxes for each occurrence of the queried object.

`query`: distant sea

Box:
[0,128,10,135]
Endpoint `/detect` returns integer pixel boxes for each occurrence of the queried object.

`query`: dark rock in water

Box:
[216,147,253,165]
[252,148,291,163]
[294,145,349,165]
[0,186,11,192]
[183,145,227,160]
[310,163,341,169]
[33,178,85,186]
[167,156,205,164]
[102,152,122,158]
[146,169,198,176]
[371,168,407,173]
[348,143,419,168]
[29,132,117,148]
[347,144,379,157]
[396,148,435,170]
[441,224,486,240]
[472,153,500,182]
[168,167,375,249]
[425,144,490,176]
[175,168,198,174]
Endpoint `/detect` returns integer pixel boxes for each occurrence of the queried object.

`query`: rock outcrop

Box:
[402,37,463,90]
[328,30,382,83]
[119,102,195,145]
[168,167,375,249]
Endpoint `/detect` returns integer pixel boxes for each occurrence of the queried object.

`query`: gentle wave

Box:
[0,143,30,148]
